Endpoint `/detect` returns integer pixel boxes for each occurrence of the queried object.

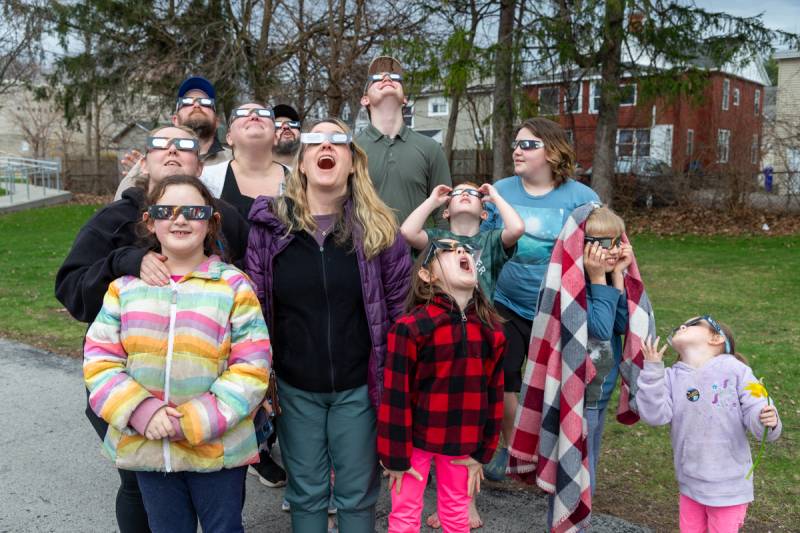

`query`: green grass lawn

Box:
[0,204,797,531]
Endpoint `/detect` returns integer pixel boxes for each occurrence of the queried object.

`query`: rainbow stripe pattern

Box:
[84,256,271,472]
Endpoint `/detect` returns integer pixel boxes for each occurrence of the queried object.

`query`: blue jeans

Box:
[136,466,247,533]
[546,406,607,529]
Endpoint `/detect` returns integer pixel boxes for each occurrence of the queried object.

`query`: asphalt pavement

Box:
[0,337,650,532]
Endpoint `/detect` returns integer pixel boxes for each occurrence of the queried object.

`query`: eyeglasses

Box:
[146,137,200,153]
[422,240,481,266]
[300,132,352,145]
[176,96,215,111]
[275,120,301,129]
[511,139,545,150]
[368,73,403,84]
[448,188,484,199]
[667,315,731,354]
[230,107,274,123]
[584,235,622,249]
[147,205,214,221]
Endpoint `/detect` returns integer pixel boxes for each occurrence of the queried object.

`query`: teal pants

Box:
[276,378,379,533]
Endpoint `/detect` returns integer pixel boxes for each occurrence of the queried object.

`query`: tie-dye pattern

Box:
[84,256,271,472]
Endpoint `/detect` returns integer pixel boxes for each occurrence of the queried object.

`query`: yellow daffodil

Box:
[744,381,769,399]
[745,378,772,480]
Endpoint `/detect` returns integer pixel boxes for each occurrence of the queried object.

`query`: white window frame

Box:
[751,134,759,164]
[590,82,601,114]
[733,87,740,106]
[686,129,694,156]
[428,97,449,117]
[754,89,761,116]
[563,83,582,114]
[402,103,415,128]
[538,87,560,115]
[619,83,637,106]
[717,129,730,164]
[616,128,651,158]
[722,79,730,111]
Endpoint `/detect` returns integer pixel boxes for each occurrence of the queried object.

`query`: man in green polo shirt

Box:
[357,56,452,227]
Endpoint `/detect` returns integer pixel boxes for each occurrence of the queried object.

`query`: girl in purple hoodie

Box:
[637,316,781,533]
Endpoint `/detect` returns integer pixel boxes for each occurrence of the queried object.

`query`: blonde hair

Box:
[147,124,197,139]
[515,117,576,186]
[136,125,200,189]
[585,205,626,237]
[274,117,398,259]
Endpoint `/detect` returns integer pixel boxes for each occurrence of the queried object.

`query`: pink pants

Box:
[388,448,471,533]
[679,494,749,533]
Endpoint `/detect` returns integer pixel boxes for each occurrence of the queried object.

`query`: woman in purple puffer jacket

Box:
[246,117,411,533]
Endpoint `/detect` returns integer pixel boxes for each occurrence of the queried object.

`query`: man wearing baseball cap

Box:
[114,76,232,200]
[272,103,301,168]
[356,56,451,227]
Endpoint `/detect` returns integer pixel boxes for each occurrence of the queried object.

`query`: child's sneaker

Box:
[281,498,290,512]
[483,447,509,482]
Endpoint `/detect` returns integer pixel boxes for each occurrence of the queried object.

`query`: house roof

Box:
[522,43,771,87]
[111,122,157,144]
[774,50,800,61]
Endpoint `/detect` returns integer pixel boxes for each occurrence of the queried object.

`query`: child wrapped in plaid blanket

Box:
[507,202,656,532]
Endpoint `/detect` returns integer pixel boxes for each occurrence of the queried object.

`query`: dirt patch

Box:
[622,206,800,236]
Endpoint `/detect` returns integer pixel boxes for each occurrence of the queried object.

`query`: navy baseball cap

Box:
[177,76,216,100]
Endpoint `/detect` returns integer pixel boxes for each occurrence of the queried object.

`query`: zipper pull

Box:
[171,288,177,304]
[461,310,467,322]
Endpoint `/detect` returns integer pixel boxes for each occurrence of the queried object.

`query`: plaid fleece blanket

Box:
[507,203,655,532]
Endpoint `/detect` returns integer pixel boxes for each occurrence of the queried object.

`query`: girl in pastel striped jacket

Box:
[84,175,271,533]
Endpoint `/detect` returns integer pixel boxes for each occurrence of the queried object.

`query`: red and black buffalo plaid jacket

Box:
[377,294,505,471]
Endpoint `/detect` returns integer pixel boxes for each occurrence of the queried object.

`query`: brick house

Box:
[525,62,769,176]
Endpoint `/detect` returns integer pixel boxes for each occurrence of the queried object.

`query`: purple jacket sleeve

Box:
[245,225,268,321]
[380,234,412,321]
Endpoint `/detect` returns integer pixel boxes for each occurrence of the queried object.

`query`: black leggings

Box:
[86,391,151,533]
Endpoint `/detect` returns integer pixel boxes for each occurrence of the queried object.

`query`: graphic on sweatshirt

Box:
[686,388,700,402]
[710,379,737,409]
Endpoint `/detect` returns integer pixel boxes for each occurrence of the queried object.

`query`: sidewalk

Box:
[0,338,650,532]
[0,184,72,215]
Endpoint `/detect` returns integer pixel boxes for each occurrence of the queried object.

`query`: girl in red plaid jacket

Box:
[378,238,506,532]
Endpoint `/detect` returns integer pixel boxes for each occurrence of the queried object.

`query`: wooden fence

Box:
[63,157,120,195]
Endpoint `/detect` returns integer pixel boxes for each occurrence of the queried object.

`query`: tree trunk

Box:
[590,0,625,205]
[492,0,515,181]
[443,90,462,169]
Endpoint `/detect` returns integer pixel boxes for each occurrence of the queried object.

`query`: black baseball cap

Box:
[177,76,216,100]
[272,104,300,122]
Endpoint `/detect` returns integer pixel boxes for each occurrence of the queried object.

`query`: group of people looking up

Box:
[55,54,781,533]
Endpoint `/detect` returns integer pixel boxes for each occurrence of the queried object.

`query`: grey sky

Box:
[693,0,800,47]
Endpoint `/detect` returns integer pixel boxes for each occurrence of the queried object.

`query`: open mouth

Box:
[318,155,336,170]
[459,256,472,272]
[171,230,192,237]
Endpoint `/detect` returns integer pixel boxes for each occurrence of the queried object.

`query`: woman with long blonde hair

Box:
[246,118,411,532]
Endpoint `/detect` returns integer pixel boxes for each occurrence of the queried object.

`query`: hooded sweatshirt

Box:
[637,355,782,506]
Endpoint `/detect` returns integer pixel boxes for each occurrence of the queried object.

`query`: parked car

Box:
[582,156,677,207]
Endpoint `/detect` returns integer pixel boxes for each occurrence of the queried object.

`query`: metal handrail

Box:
[0,156,62,200]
